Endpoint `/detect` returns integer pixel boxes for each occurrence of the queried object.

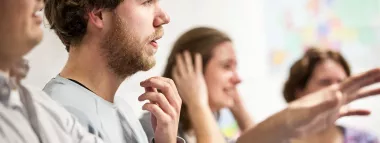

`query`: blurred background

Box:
[25,0,380,138]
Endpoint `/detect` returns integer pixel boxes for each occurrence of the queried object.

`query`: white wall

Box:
[24,0,379,137]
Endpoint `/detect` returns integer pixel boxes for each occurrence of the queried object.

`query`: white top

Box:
[0,82,103,143]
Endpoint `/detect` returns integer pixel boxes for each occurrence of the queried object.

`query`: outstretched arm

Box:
[238,68,380,143]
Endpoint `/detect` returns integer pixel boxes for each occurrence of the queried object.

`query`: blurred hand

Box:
[229,88,244,108]
[172,51,209,107]
[228,88,255,132]
[283,68,380,138]
[138,77,182,143]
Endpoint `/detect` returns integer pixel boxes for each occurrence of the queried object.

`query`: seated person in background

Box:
[283,47,379,143]
[140,27,254,143]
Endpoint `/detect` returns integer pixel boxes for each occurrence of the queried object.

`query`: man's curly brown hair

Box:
[44,0,124,51]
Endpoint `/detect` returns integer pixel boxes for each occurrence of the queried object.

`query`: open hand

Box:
[172,51,209,107]
[284,68,380,138]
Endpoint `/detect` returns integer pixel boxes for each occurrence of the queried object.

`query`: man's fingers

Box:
[153,77,181,105]
[138,92,175,115]
[141,77,181,111]
[144,87,158,106]
[142,103,168,123]
[145,87,157,92]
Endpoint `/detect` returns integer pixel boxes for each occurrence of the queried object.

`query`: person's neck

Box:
[60,41,127,103]
[209,102,222,113]
[0,69,10,79]
[0,58,12,79]
[291,126,343,143]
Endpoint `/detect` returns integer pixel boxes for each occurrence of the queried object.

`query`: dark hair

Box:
[163,27,231,132]
[44,0,124,51]
[283,47,351,103]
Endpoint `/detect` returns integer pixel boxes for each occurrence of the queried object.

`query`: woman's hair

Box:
[283,47,351,103]
[163,27,231,132]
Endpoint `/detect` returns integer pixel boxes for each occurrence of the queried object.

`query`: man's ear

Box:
[87,9,104,29]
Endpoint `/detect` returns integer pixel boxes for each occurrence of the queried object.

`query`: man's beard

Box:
[100,13,162,79]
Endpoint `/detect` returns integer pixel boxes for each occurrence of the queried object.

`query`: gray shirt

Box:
[43,75,185,143]
[0,76,103,143]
